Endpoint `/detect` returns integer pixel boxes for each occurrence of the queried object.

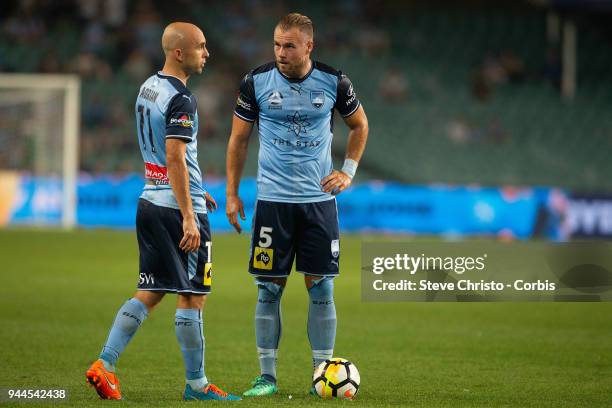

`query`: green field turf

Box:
[0,229,611,407]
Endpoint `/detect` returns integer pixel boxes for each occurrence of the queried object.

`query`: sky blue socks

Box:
[255,281,284,383]
[175,308,208,389]
[99,299,208,390]
[100,298,149,370]
[307,277,336,369]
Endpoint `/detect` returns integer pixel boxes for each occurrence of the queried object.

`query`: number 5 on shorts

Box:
[253,227,274,270]
[258,227,273,248]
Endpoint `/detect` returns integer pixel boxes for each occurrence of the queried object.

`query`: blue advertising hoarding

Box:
[1,174,564,239]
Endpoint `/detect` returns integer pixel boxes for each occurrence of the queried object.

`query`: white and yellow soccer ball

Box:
[312,358,360,400]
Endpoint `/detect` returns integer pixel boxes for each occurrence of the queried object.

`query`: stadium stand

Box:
[1,0,610,190]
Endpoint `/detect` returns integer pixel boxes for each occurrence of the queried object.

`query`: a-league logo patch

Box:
[253,247,273,270]
[310,90,325,109]
[203,262,212,286]
[169,112,194,128]
[267,91,283,109]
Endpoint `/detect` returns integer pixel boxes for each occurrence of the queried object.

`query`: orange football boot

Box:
[85,359,122,400]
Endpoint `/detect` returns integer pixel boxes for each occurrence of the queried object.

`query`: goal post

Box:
[0,74,80,228]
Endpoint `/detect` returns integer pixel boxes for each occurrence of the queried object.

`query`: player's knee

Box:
[267,276,287,288]
[256,279,285,302]
[134,290,164,311]
[188,296,206,310]
[307,276,334,300]
[177,294,207,310]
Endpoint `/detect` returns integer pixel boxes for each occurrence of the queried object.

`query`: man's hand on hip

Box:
[321,170,352,195]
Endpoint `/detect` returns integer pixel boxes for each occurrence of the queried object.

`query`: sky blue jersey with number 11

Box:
[135,72,206,213]
[234,61,361,203]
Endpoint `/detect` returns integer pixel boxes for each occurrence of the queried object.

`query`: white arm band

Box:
[341,158,358,179]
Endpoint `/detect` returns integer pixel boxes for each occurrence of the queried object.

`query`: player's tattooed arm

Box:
[167,139,200,252]
[321,105,369,195]
[226,115,254,233]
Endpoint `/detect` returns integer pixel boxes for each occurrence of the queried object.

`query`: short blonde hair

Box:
[276,13,313,38]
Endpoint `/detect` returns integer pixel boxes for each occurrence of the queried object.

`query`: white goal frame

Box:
[0,74,80,228]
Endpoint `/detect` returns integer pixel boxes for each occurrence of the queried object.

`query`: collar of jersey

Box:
[276,60,315,83]
[156,71,191,94]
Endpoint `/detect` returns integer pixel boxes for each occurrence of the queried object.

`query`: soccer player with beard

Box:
[226,13,369,397]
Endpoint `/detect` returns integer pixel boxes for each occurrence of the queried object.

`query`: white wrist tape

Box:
[341,158,358,179]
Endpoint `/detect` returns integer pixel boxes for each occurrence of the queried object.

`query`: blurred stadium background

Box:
[0,0,612,239]
[1,1,612,406]
[0,0,611,238]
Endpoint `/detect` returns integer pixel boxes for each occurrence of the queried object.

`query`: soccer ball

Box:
[312,358,360,399]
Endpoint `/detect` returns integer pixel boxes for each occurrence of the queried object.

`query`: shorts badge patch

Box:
[331,239,340,258]
[253,247,273,270]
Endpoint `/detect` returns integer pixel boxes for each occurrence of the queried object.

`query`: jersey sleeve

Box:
[165,93,197,141]
[234,73,259,122]
[334,74,361,118]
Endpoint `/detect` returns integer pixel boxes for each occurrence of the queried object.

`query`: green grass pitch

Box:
[0,229,610,407]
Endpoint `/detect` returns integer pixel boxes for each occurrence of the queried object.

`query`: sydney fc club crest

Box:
[331,239,340,258]
[310,90,325,109]
[268,91,283,109]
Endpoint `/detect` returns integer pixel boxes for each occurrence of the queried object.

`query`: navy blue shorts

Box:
[136,198,212,294]
[249,199,340,277]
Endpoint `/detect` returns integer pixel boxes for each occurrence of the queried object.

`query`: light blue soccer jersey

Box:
[234,61,361,203]
[135,72,206,213]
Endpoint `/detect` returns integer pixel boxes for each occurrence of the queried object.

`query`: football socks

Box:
[307,277,336,368]
[99,297,148,369]
[175,308,208,388]
[255,280,284,382]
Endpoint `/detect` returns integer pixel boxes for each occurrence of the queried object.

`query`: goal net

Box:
[0,74,80,228]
